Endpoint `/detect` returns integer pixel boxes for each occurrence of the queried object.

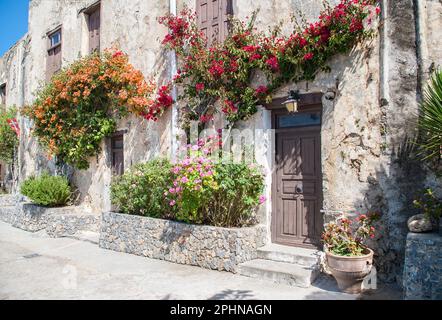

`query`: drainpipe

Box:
[169,0,178,161]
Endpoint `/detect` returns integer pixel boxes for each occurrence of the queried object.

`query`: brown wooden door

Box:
[89,7,100,53]
[272,108,323,248]
[196,0,233,45]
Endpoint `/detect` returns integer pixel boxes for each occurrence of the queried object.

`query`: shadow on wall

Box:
[352,134,427,284]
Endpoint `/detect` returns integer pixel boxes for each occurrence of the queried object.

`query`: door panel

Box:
[272,109,323,248]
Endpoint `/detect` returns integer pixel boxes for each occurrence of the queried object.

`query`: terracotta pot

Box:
[326,248,374,294]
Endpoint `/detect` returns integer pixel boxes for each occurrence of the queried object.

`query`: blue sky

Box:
[0,0,29,56]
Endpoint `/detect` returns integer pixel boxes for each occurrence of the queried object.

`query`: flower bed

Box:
[99,212,266,272]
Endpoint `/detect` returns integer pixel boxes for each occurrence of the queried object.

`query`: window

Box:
[46,28,62,81]
[87,5,101,53]
[111,133,124,176]
[196,0,233,46]
[277,112,321,129]
[0,84,6,105]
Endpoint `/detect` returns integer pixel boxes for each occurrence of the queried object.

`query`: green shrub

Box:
[20,174,72,207]
[110,158,174,217]
[206,162,265,227]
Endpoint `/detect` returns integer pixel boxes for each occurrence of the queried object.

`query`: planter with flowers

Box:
[321,213,379,293]
[102,137,268,272]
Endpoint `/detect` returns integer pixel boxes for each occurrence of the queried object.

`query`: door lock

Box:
[295,185,303,193]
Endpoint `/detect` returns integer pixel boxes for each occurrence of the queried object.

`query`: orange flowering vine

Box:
[23,49,166,169]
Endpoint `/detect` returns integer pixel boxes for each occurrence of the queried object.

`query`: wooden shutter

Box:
[196,0,233,45]
[46,29,62,81]
[88,7,101,53]
[111,134,124,176]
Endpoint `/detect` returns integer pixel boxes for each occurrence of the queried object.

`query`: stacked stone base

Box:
[99,212,267,272]
[403,232,442,300]
[0,196,99,238]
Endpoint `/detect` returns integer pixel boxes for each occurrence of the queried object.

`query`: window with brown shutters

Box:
[111,133,124,176]
[0,84,6,105]
[87,5,101,53]
[196,0,233,46]
[46,28,62,81]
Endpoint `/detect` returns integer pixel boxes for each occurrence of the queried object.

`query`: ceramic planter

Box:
[326,248,374,294]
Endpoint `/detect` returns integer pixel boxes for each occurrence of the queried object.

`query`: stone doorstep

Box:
[238,259,320,288]
[239,243,322,288]
[257,243,321,267]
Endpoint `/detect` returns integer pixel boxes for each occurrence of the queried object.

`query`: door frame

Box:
[269,93,323,249]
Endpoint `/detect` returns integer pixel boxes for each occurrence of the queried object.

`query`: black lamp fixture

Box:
[282,90,301,113]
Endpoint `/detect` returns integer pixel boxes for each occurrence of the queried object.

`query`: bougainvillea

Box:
[0,107,19,163]
[157,0,380,127]
[23,49,168,169]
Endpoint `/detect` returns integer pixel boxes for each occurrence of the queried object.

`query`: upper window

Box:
[0,84,6,105]
[87,5,101,53]
[196,0,233,46]
[46,27,62,81]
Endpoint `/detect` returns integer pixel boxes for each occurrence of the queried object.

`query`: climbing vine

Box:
[0,107,19,163]
[24,49,171,169]
[157,0,380,128]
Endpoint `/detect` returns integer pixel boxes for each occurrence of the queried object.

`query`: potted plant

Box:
[410,188,442,233]
[322,213,379,294]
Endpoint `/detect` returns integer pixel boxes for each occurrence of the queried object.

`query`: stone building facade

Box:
[0,0,441,286]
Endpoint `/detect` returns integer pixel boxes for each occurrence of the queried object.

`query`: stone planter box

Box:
[99,212,267,272]
[0,200,99,237]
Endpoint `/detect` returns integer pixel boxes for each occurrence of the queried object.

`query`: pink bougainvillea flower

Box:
[195,83,205,92]
[303,52,314,61]
[259,195,266,204]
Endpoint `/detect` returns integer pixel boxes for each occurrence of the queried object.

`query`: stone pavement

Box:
[0,221,401,300]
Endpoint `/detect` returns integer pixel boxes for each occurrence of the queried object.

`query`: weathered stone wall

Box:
[99,212,267,272]
[403,232,442,300]
[0,200,100,237]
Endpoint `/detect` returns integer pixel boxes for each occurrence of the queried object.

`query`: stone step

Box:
[257,243,321,267]
[238,259,319,288]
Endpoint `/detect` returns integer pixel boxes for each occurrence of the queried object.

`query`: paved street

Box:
[0,221,400,300]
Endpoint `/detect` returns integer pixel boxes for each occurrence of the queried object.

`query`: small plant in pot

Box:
[322,213,379,294]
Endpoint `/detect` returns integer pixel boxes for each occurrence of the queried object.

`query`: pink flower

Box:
[376,7,381,15]
[195,83,205,92]
[265,56,279,71]
[303,52,314,61]
[250,53,262,61]
[169,200,176,206]
[259,195,266,204]
[169,188,176,194]
[255,85,268,96]
[181,176,189,183]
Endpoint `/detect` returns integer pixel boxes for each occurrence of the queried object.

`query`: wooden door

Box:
[88,7,100,53]
[272,108,323,248]
[196,0,233,45]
